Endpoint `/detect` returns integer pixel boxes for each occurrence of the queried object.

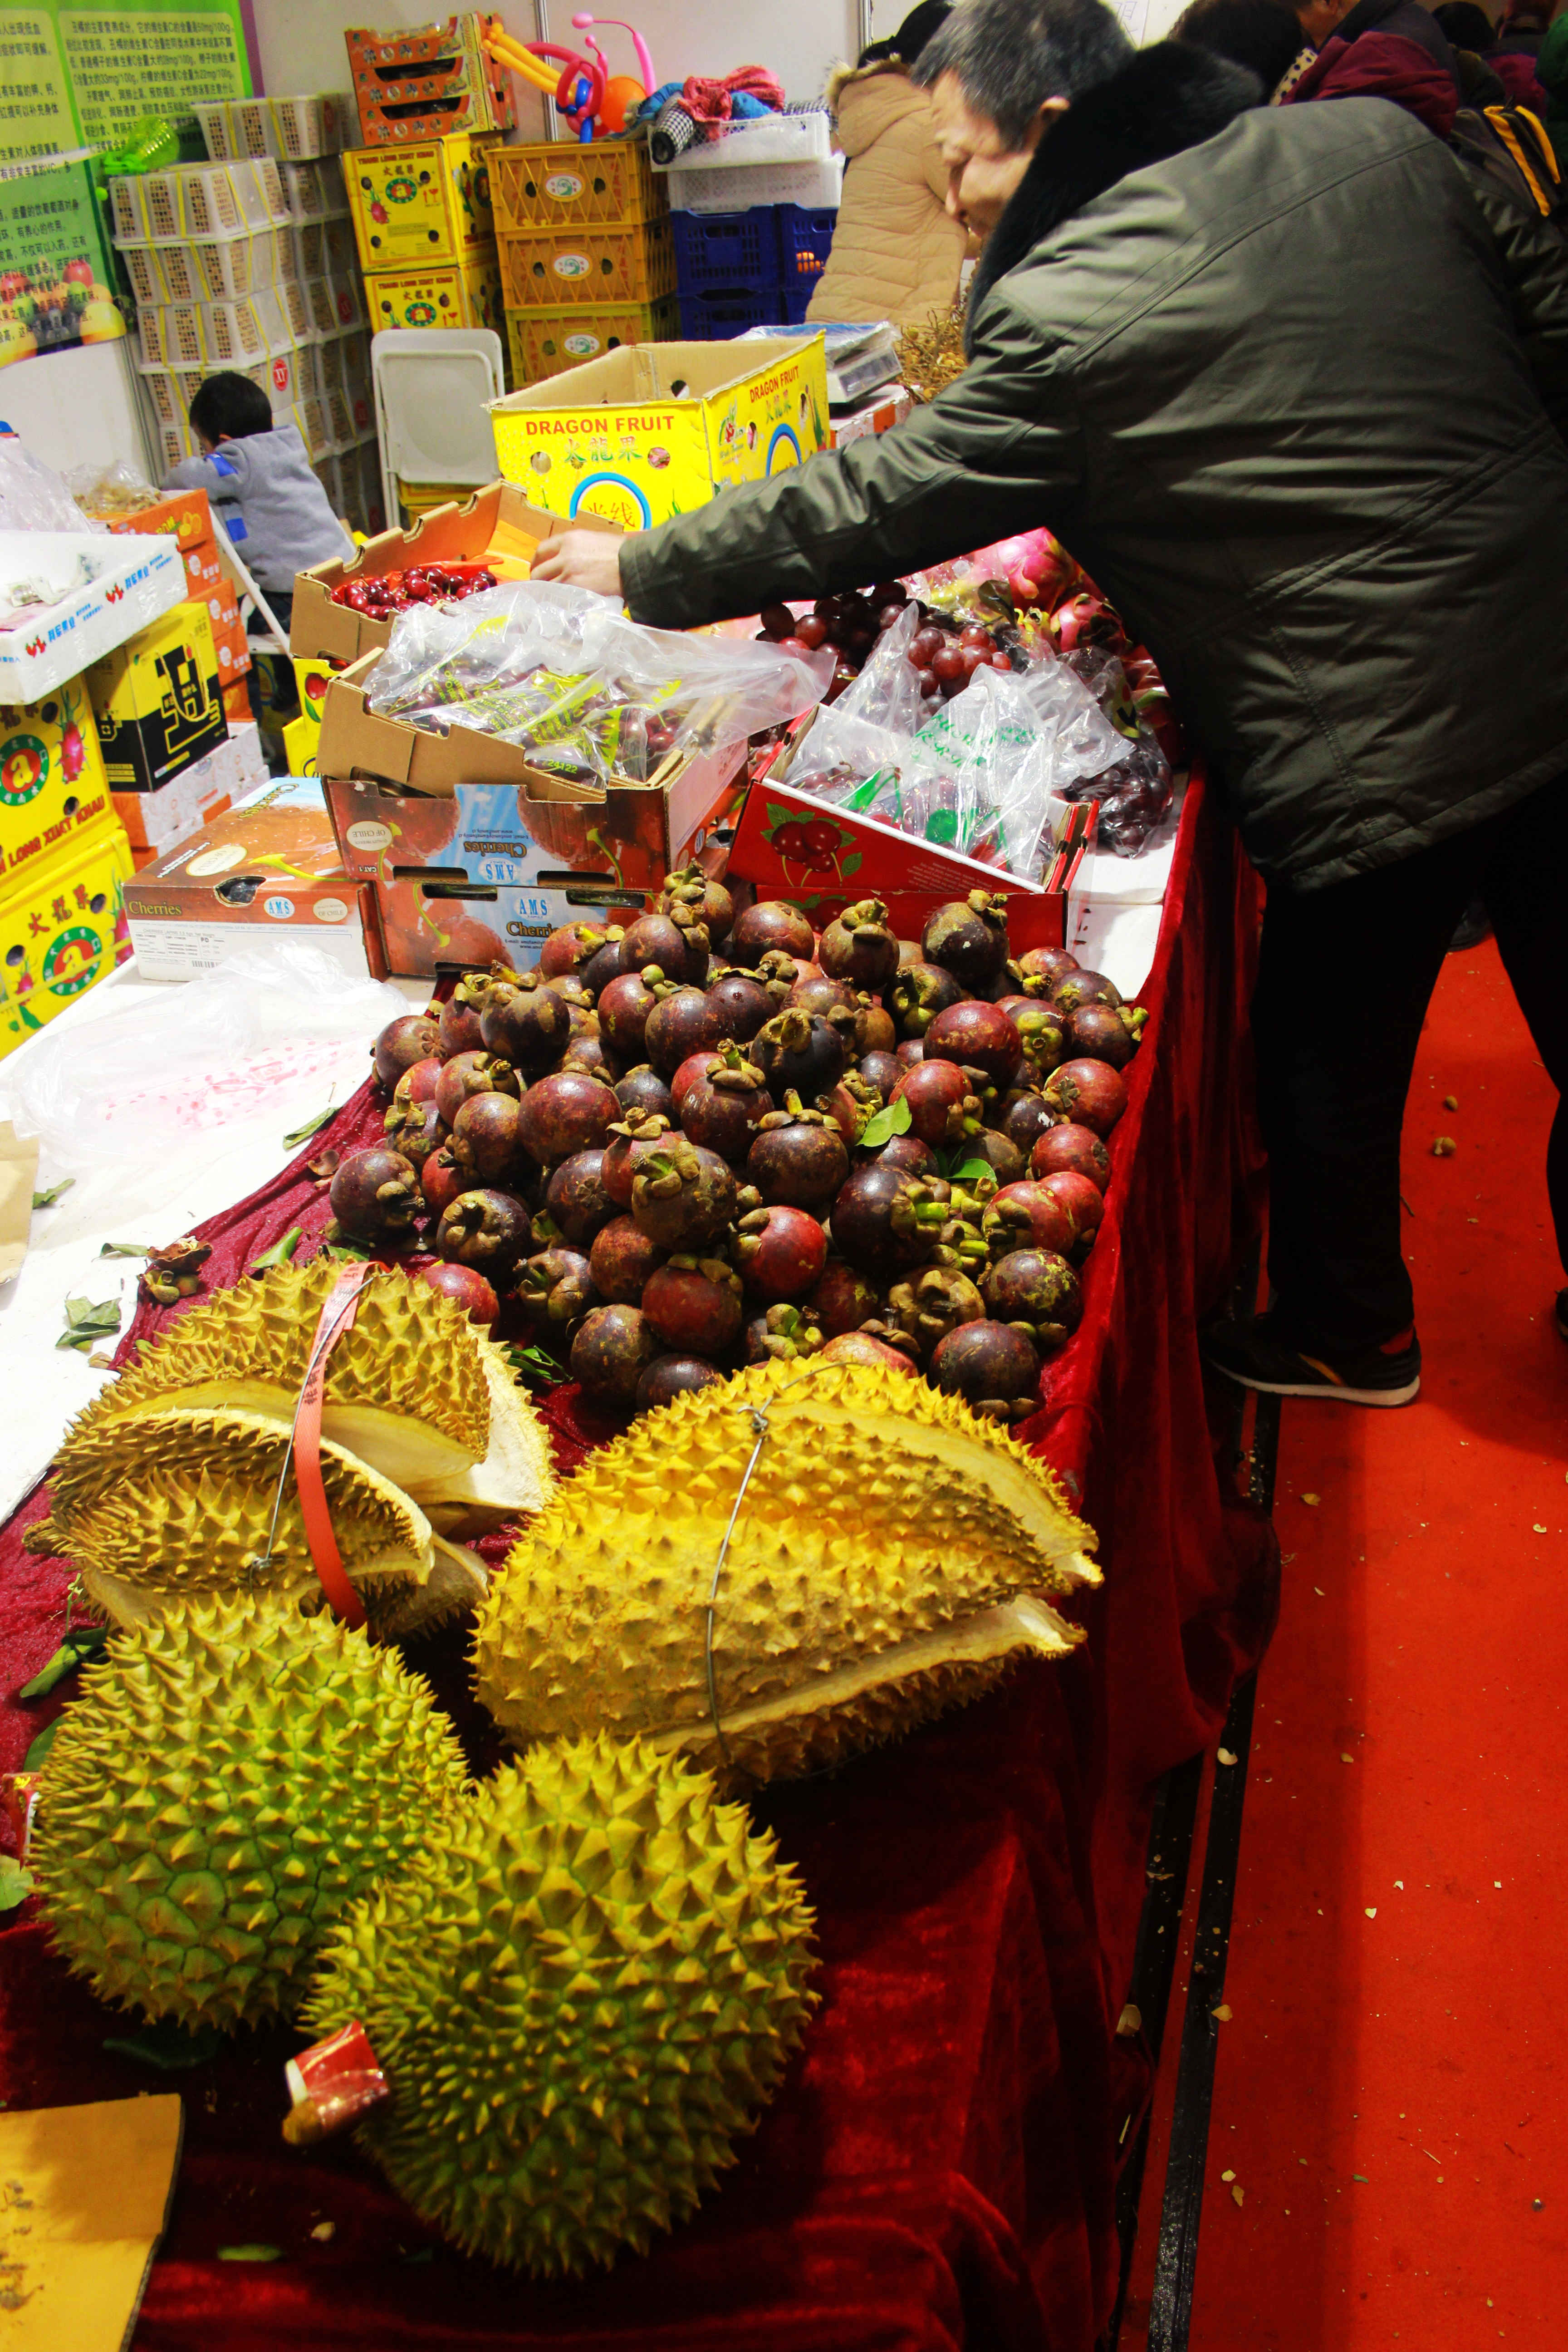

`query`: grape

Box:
[959,624,996,653]
[931,647,966,684]
[759,602,795,640]
[916,666,939,696]
[777,637,816,660]
[843,625,876,655]
[869,580,907,608]
[813,595,844,625]
[794,615,830,651]
[958,646,987,678]
[990,651,1013,672]
[911,627,945,664]
[877,603,906,632]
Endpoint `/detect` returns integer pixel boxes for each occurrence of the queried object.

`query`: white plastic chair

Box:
[370,329,505,530]
[210,510,291,654]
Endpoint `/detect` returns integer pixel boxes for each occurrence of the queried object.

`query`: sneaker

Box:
[1203,1315,1421,1407]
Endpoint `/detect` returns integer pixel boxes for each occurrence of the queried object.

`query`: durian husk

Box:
[474,1358,1098,1785]
[299,1734,817,2275]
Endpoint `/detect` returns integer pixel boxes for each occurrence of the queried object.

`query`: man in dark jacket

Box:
[535,0,1568,1405]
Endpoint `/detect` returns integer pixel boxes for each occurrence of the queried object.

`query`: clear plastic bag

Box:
[65,457,160,524]
[829,602,927,735]
[368,580,835,786]
[0,429,99,534]
[1056,643,1175,853]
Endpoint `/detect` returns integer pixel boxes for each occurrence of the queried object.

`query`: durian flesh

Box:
[31,1594,471,2029]
[299,1734,817,2275]
[474,1358,1098,1783]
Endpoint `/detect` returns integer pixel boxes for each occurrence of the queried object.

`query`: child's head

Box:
[188,371,273,453]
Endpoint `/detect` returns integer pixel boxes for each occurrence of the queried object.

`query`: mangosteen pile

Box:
[344,870,1142,1421]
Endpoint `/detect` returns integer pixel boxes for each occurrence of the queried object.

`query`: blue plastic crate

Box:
[678,287,785,339]
[671,207,781,294]
[784,287,817,326]
[776,203,836,289]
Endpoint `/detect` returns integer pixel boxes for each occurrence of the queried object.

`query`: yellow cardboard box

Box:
[343,130,497,269]
[284,712,320,774]
[86,603,227,792]
[489,336,830,532]
[0,817,134,1059]
[363,247,503,335]
[0,681,115,892]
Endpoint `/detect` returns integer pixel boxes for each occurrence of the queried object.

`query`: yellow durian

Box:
[474,1358,1098,1784]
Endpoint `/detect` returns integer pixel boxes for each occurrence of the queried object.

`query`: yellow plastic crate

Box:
[364,251,503,335]
[505,297,678,385]
[498,219,676,310]
[491,141,666,232]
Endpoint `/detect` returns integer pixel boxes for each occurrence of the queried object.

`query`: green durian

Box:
[30,1594,470,2030]
[298,1734,817,2275]
[474,1357,1098,1784]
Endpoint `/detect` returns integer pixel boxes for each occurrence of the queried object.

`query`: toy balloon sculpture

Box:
[481,13,651,141]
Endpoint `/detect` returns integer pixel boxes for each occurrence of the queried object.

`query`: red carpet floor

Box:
[1125,938,1566,2349]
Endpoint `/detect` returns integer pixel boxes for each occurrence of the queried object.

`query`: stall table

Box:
[0,770,1276,2352]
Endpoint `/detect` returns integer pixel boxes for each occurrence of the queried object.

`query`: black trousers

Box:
[1251,770,1568,1353]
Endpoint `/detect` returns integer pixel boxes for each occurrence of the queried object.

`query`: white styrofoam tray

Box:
[0,531,186,702]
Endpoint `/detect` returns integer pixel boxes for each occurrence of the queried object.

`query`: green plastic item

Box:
[99,117,178,177]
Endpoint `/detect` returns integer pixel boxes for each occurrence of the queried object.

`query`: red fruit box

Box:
[728,741,1093,956]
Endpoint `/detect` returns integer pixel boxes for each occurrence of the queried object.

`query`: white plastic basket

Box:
[288,397,334,462]
[652,110,832,172]
[194,100,235,161]
[154,420,194,475]
[118,245,161,305]
[279,159,348,222]
[273,277,314,346]
[324,387,355,450]
[306,273,362,336]
[664,152,843,214]
[137,304,204,370]
[273,96,351,161]
[192,231,285,301]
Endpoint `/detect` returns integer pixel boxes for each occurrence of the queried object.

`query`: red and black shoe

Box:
[1202,1314,1421,1407]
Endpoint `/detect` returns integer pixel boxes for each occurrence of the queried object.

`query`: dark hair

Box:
[860,0,953,67]
[188,371,273,445]
[1431,2,1499,48]
[911,0,1132,142]
[1173,0,1304,88]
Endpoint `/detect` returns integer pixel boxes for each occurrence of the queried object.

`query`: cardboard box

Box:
[223,678,254,725]
[363,248,503,336]
[123,776,375,980]
[490,336,831,532]
[105,488,214,559]
[110,729,255,853]
[284,712,321,774]
[0,681,115,890]
[830,384,913,448]
[0,533,188,706]
[293,652,343,725]
[346,16,514,143]
[343,131,497,268]
[289,479,616,664]
[86,602,228,792]
[0,819,134,1060]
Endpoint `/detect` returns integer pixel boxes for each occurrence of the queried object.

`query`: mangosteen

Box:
[1065,1001,1141,1068]
[570,1304,658,1405]
[545,1148,613,1244]
[876,1132,940,1178]
[853,1000,897,1055]
[705,968,773,1043]
[922,1000,1022,1088]
[981,1248,1083,1352]
[418,1260,500,1328]
[829,1163,937,1281]
[752,1006,846,1102]
[789,973,859,1021]
[620,909,706,987]
[819,1330,919,1373]
[642,1256,744,1356]
[436,1187,533,1282]
[1013,946,1079,989]
[658,861,734,941]
[818,897,900,991]
[602,1112,672,1207]
[434,1049,519,1129]
[1013,1004,1067,1078]
[515,1246,598,1340]
[614,1064,675,1123]
[578,930,627,996]
[539,920,608,979]
[858,1049,903,1101]
[965,1129,1024,1186]
[928,1319,1042,1421]
[597,967,670,1059]
[480,973,574,1073]
[897,1039,925,1068]
[636,1353,728,1411]
[727,899,815,970]
[746,1096,849,1209]
[644,985,728,1077]
[543,973,596,1013]
[382,1097,447,1173]
[999,1090,1058,1159]
[755,947,814,1007]
[420,1147,467,1220]
[450,1091,526,1184]
[589,1213,666,1303]
[892,1059,985,1148]
[921,891,1011,991]
[518,1071,619,1166]
[392,1056,441,1110]
[436,980,486,1060]
[1036,1168,1106,1254]
[328,1147,420,1243]
[734,1204,828,1301]
[885,1264,986,1359]
[981,1178,1077,1258]
[803,1261,880,1337]
[1051,966,1122,1014]
[1043,1058,1128,1137]
[680,1045,771,1162]
[1030,1122,1112,1192]
[745,1303,824,1363]
[372,1012,439,1091]
[670,1049,723,1108]
[817,1082,862,1146]
[561,1036,616,1083]
[629,1137,737,1250]
[890,960,964,1038]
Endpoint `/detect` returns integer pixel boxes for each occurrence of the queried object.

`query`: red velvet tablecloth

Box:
[0,772,1276,2352]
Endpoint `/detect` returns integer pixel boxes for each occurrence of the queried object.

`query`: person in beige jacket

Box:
[807,2,970,329]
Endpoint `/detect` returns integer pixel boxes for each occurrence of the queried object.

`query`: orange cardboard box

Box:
[183,544,223,599]
[223,679,252,724]
[108,489,215,560]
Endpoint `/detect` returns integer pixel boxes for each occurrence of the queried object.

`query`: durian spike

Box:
[474,1358,1098,1786]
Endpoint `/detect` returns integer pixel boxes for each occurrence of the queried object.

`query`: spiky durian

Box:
[26,1404,436,1626]
[474,1358,1098,1783]
[66,1263,554,1530]
[297,1735,816,2274]
[31,1594,470,2029]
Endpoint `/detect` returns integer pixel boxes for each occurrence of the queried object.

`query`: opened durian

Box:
[474,1357,1098,1783]
[31,1594,470,2029]
[58,1262,553,1532]
[296,1734,816,2274]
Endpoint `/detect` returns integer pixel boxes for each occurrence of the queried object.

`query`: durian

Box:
[474,1358,1098,1783]
[59,1262,554,1531]
[297,1734,816,2274]
[30,1594,470,2029]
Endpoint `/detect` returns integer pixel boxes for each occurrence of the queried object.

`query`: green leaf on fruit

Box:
[283,1103,337,1148]
[250,1226,302,1272]
[950,1156,992,1184]
[31,1179,74,1211]
[321,1237,374,1262]
[23,1719,58,1770]
[56,1296,120,1352]
[18,1626,108,1700]
[858,1095,911,1151]
[98,1240,153,1258]
[505,1343,564,1390]
[103,2018,224,2071]
[0,1857,33,1913]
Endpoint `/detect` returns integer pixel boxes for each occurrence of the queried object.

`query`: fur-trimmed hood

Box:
[966,44,1262,348]
[825,56,914,110]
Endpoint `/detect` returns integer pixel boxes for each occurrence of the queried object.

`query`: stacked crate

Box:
[111,145,381,535]
[492,142,676,387]
[343,129,505,347]
[656,116,840,339]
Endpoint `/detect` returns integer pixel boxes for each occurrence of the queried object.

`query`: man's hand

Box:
[531,525,626,600]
